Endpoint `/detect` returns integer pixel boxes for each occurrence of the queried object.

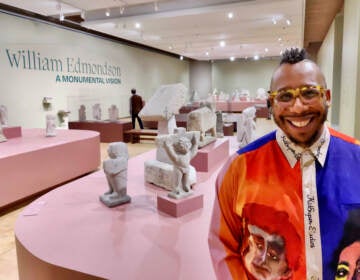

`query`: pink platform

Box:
[157,193,204,217]
[15,136,240,280]
[0,128,100,209]
[191,137,229,172]
[3,126,22,138]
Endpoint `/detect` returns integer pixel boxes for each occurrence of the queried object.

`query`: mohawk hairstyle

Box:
[280,48,309,65]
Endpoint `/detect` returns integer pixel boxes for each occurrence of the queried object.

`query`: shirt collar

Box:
[276,126,330,168]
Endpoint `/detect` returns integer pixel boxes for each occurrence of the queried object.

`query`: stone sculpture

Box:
[139,83,187,134]
[256,88,268,100]
[92,103,101,121]
[108,104,119,121]
[78,105,86,121]
[145,128,199,193]
[162,131,199,199]
[0,105,8,126]
[45,114,56,137]
[0,125,7,142]
[187,103,217,147]
[237,106,257,148]
[100,142,131,207]
[215,111,224,138]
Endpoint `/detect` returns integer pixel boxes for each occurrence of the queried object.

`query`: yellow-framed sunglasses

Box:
[268,85,326,104]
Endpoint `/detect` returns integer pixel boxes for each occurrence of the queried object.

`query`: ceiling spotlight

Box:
[286,19,291,26]
[205,51,209,56]
[105,9,110,17]
[230,56,235,61]
[180,55,184,60]
[265,48,269,52]
[135,22,141,29]
[254,55,259,60]
[227,12,233,19]
[219,41,226,47]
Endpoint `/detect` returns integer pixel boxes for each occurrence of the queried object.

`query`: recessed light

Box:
[254,55,259,60]
[265,48,269,52]
[227,12,233,19]
[135,22,141,29]
[205,51,209,56]
[220,41,226,47]
[105,9,110,17]
[230,56,235,61]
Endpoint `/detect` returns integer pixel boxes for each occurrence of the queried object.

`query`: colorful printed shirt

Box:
[209,126,360,280]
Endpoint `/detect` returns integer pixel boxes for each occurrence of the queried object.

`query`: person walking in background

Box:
[208,48,360,279]
[129,88,144,129]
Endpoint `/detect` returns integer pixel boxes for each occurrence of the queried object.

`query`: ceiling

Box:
[0,0,343,61]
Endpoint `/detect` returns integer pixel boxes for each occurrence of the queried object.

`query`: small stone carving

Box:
[92,103,102,121]
[162,131,199,199]
[100,142,131,207]
[78,105,86,121]
[0,125,7,142]
[237,106,256,148]
[108,104,119,121]
[256,88,268,100]
[0,105,8,127]
[45,114,56,137]
[215,111,224,138]
[187,103,216,147]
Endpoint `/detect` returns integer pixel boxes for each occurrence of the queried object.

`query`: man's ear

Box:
[325,89,331,106]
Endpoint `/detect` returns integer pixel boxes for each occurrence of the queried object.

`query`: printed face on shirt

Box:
[269,60,331,148]
[244,225,292,280]
[335,241,360,280]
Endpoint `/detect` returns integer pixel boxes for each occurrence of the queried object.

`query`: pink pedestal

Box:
[0,128,100,209]
[191,138,229,172]
[14,143,244,280]
[157,193,203,217]
[3,126,22,138]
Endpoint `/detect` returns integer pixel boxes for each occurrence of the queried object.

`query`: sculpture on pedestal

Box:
[162,131,199,199]
[45,114,56,137]
[92,103,101,121]
[187,102,217,147]
[100,142,131,207]
[0,125,7,142]
[108,104,119,121]
[139,83,187,134]
[0,105,8,127]
[237,106,257,148]
[78,105,86,121]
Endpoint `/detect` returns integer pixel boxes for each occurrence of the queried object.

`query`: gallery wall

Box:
[0,12,189,128]
[211,59,278,97]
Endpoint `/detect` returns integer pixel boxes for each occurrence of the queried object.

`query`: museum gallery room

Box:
[1,0,359,279]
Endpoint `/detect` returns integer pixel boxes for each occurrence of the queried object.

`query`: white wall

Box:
[189,61,212,99]
[0,12,189,128]
[211,59,278,98]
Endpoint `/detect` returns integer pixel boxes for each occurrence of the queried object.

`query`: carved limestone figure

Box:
[162,131,199,199]
[0,105,8,126]
[108,104,119,121]
[92,103,101,121]
[0,125,7,142]
[100,142,131,207]
[78,105,86,121]
[187,103,216,146]
[237,106,257,148]
[45,114,56,137]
